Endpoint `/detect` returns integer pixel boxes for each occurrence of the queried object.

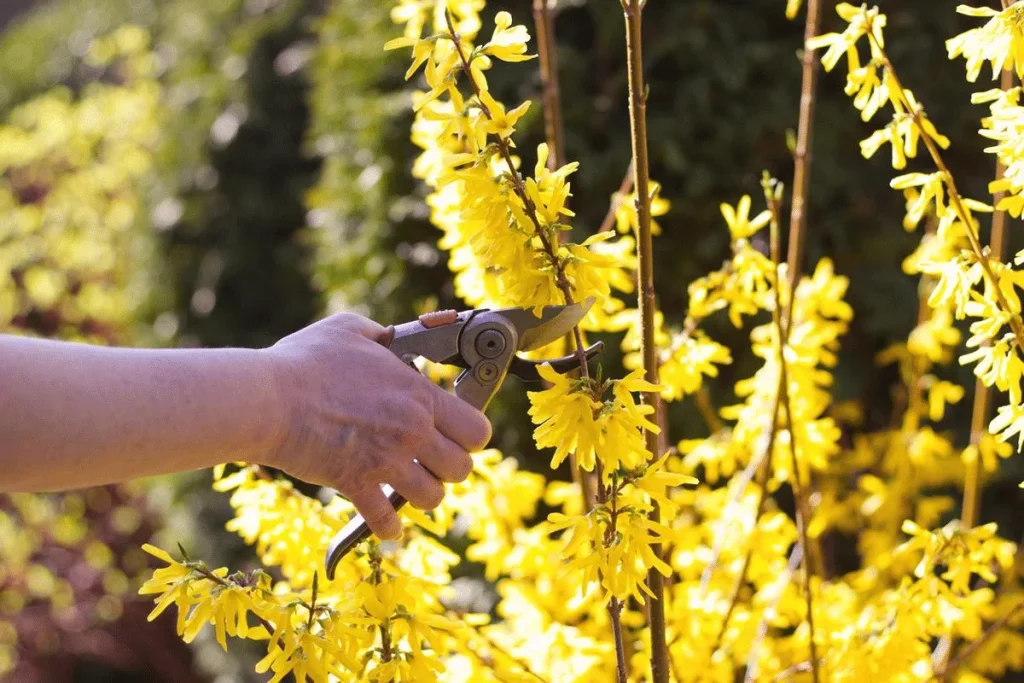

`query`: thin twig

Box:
[744,544,803,683]
[621,1,669,680]
[530,0,594,514]
[699,0,824,607]
[485,1,622,663]
[696,399,776,600]
[868,30,1024,356]
[368,549,394,678]
[783,0,822,306]
[533,0,566,172]
[445,12,591,380]
[767,178,820,683]
[599,161,636,234]
[774,308,821,683]
[785,0,825,583]
[708,454,771,655]
[963,63,1014,531]
[191,564,276,634]
[457,620,551,683]
[609,471,629,683]
[939,597,1024,680]
[694,386,723,433]
[596,464,629,682]
[935,60,1015,676]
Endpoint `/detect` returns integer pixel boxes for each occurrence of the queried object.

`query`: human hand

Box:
[260,312,492,540]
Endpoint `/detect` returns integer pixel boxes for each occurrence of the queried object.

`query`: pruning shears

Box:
[324,297,603,579]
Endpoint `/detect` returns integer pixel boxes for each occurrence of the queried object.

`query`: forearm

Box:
[0,334,283,492]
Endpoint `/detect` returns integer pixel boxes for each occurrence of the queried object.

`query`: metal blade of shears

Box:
[492,296,595,352]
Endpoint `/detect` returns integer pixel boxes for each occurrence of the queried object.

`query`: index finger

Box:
[431,387,492,453]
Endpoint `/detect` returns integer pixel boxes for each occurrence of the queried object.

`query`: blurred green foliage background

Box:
[1,0,1022,680]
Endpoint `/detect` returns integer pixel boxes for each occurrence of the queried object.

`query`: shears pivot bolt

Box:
[476,330,506,359]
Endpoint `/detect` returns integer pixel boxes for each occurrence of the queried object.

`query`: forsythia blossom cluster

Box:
[133,2,1024,682]
[798,3,1024,680]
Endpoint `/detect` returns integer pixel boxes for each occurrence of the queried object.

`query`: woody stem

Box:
[533,0,566,171]
[768,180,820,683]
[446,16,590,380]
[869,32,1024,356]
[621,1,669,681]
[935,60,1015,676]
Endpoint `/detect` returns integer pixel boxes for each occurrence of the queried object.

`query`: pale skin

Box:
[0,313,492,541]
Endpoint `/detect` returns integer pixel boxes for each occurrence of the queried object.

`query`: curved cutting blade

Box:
[493,296,595,352]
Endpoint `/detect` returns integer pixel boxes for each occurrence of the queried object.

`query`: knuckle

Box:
[411,377,440,409]
[424,484,445,509]
[329,312,364,329]
[374,402,416,451]
[406,434,433,459]
[409,478,445,510]
[365,503,390,527]
[450,453,474,482]
[386,392,423,425]
[397,411,433,449]
[395,431,419,452]
[377,395,405,424]
[378,515,403,540]
[346,479,375,502]
[327,312,384,341]
[469,415,492,451]
[431,385,460,419]
[361,499,399,537]
[366,449,388,474]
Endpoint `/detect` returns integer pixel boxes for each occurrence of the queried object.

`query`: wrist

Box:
[187,346,290,470]
[249,347,291,470]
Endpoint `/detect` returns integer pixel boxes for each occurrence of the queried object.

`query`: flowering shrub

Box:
[138,2,1024,682]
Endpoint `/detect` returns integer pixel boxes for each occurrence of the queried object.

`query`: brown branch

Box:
[621,1,669,681]
[708,454,771,656]
[608,472,629,683]
[599,161,636,233]
[774,310,821,683]
[531,1,590,507]
[191,564,276,635]
[532,0,593,496]
[456,9,635,660]
[594,463,630,682]
[369,548,394,679]
[767,178,820,683]
[689,0,824,617]
[785,0,826,584]
[784,0,822,316]
[610,599,629,682]
[457,620,551,683]
[445,13,591,380]
[868,31,1024,356]
[454,10,637,655]
[695,375,779,602]
[939,597,1024,680]
[744,544,803,683]
[935,61,1015,677]
[963,64,1014,531]
[694,386,723,433]
[533,0,566,172]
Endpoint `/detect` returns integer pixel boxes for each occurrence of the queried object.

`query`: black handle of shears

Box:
[323,312,523,579]
[325,485,407,579]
